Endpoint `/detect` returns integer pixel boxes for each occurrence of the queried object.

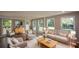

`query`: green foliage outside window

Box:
[61,17,74,30]
[38,19,44,27]
[3,19,12,28]
[32,20,36,27]
[47,18,54,27]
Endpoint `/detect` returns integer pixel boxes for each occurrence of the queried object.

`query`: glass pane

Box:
[3,19,12,28]
[15,20,20,26]
[3,19,12,33]
[32,20,36,31]
[38,19,44,32]
[47,18,55,30]
[61,17,75,30]
[38,19,44,27]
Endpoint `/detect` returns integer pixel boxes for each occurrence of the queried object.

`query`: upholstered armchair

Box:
[8,37,27,48]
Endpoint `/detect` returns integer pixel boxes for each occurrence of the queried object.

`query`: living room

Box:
[0,11,79,48]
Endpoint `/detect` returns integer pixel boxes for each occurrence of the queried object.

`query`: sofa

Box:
[47,30,77,45]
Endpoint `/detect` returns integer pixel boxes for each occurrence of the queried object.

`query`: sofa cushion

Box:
[58,32,68,37]
[48,34,68,41]
[11,38,20,44]
[55,35,68,41]
[58,30,70,37]
[16,37,23,42]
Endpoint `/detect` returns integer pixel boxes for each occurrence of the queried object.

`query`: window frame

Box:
[2,18,12,28]
[38,18,44,32]
[46,17,55,30]
[32,19,37,31]
[61,16,75,31]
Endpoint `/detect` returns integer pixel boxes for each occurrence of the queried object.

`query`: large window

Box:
[3,19,12,28]
[47,18,55,30]
[32,20,37,31]
[38,19,44,32]
[15,20,20,26]
[2,19,12,32]
[61,17,75,30]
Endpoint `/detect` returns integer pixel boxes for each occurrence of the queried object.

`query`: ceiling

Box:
[0,11,73,20]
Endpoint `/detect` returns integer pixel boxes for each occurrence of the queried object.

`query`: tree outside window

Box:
[3,19,12,33]
[38,19,44,27]
[3,19,12,28]
[47,18,55,30]
[38,19,44,32]
[32,20,36,31]
[61,17,75,30]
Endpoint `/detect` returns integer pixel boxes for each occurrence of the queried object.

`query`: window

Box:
[47,18,55,30]
[38,19,44,32]
[61,17,75,30]
[15,20,20,26]
[3,19,12,28]
[25,20,30,30]
[32,20,37,31]
[2,19,12,32]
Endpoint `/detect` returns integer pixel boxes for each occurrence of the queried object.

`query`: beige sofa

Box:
[47,30,76,45]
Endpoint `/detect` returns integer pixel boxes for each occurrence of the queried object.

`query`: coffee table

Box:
[37,37,57,48]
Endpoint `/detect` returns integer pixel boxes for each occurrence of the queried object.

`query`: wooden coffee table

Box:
[37,37,57,48]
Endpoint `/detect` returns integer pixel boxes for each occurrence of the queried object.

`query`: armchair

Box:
[8,37,27,48]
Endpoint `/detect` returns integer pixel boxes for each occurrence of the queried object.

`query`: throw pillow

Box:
[11,38,20,44]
